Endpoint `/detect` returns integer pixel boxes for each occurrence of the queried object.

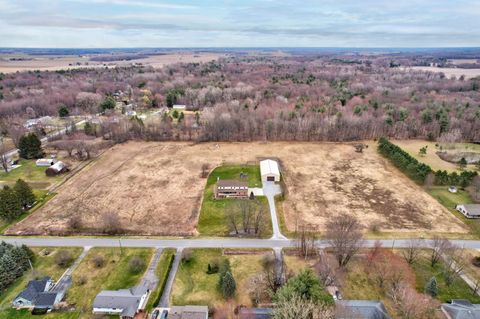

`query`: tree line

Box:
[0,241,33,293]
[378,137,478,186]
[0,179,36,222]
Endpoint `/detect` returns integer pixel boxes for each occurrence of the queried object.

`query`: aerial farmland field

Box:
[5,141,467,236]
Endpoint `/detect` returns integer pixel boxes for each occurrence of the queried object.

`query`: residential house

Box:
[214,179,249,199]
[456,204,480,219]
[12,277,62,311]
[168,305,209,319]
[442,300,480,319]
[260,159,280,182]
[92,286,149,319]
[336,300,391,319]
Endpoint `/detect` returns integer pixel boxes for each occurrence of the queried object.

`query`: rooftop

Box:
[442,300,480,319]
[260,159,280,176]
[168,305,209,319]
[336,300,391,319]
[216,179,248,189]
[461,204,480,216]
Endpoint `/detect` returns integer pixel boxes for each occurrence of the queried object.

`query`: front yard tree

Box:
[18,133,44,159]
[0,138,8,173]
[0,186,23,222]
[458,157,467,170]
[219,271,236,299]
[13,179,36,209]
[325,213,364,267]
[425,277,438,297]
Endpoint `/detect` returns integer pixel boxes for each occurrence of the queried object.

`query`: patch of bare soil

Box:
[6,142,467,236]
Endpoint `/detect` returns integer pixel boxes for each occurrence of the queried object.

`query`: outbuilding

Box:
[45,161,68,176]
[36,158,56,167]
[260,159,280,182]
[456,204,480,219]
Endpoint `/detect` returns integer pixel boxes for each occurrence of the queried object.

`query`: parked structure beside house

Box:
[36,158,56,167]
[456,204,480,219]
[442,300,480,319]
[336,300,391,319]
[214,179,249,199]
[45,161,68,176]
[168,305,209,319]
[12,277,63,312]
[92,286,149,319]
[260,159,280,182]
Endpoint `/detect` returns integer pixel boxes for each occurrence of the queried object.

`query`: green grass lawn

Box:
[146,248,176,310]
[0,247,83,319]
[171,249,265,308]
[427,186,480,238]
[411,251,480,303]
[67,247,153,316]
[197,165,271,237]
[0,159,62,189]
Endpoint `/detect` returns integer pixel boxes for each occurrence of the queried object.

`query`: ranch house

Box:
[260,159,280,182]
[92,286,149,319]
[214,179,249,199]
[456,204,480,219]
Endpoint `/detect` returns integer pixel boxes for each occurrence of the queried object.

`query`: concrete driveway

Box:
[262,181,286,240]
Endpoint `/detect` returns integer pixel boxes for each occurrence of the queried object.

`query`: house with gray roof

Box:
[336,300,391,319]
[12,277,62,311]
[442,300,480,319]
[92,286,149,319]
[456,204,480,219]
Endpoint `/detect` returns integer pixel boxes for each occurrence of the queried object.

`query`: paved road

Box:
[3,237,480,249]
[158,248,183,307]
[263,182,286,240]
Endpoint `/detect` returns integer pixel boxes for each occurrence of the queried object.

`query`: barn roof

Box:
[48,161,66,173]
[260,159,280,176]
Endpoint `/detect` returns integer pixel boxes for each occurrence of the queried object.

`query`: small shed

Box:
[36,158,56,167]
[260,159,280,182]
[456,204,480,219]
[172,104,186,110]
[45,161,68,176]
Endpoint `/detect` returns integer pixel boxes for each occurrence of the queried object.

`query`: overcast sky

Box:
[0,0,479,48]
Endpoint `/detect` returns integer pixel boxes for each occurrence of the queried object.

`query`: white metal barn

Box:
[260,159,280,182]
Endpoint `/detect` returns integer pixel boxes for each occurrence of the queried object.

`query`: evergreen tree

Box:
[459,157,467,170]
[425,276,438,297]
[100,96,116,111]
[0,186,23,221]
[220,271,236,299]
[58,104,69,117]
[18,133,44,159]
[13,179,36,208]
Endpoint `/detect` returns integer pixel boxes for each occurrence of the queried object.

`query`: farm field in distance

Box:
[5,141,468,236]
[392,139,480,172]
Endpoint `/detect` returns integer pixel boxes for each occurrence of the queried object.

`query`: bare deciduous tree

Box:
[402,238,422,265]
[273,294,335,319]
[102,212,122,235]
[443,243,467,286]
[295,225,317,259]
[389,283,438,319]
[314,250,338,287]
[430,236,450,267]
[325,214,364,267]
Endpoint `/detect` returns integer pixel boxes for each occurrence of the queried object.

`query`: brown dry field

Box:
[407,66,480,79]
[6,141,468,236]
[0,53,224,73]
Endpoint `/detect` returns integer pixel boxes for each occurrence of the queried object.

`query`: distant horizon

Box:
[1,1,479,48]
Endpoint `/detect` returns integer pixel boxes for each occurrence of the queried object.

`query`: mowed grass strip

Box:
[0,247,83,319]
[171,249,265,308]
[67,247,153,315]
[198,165,270,237]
